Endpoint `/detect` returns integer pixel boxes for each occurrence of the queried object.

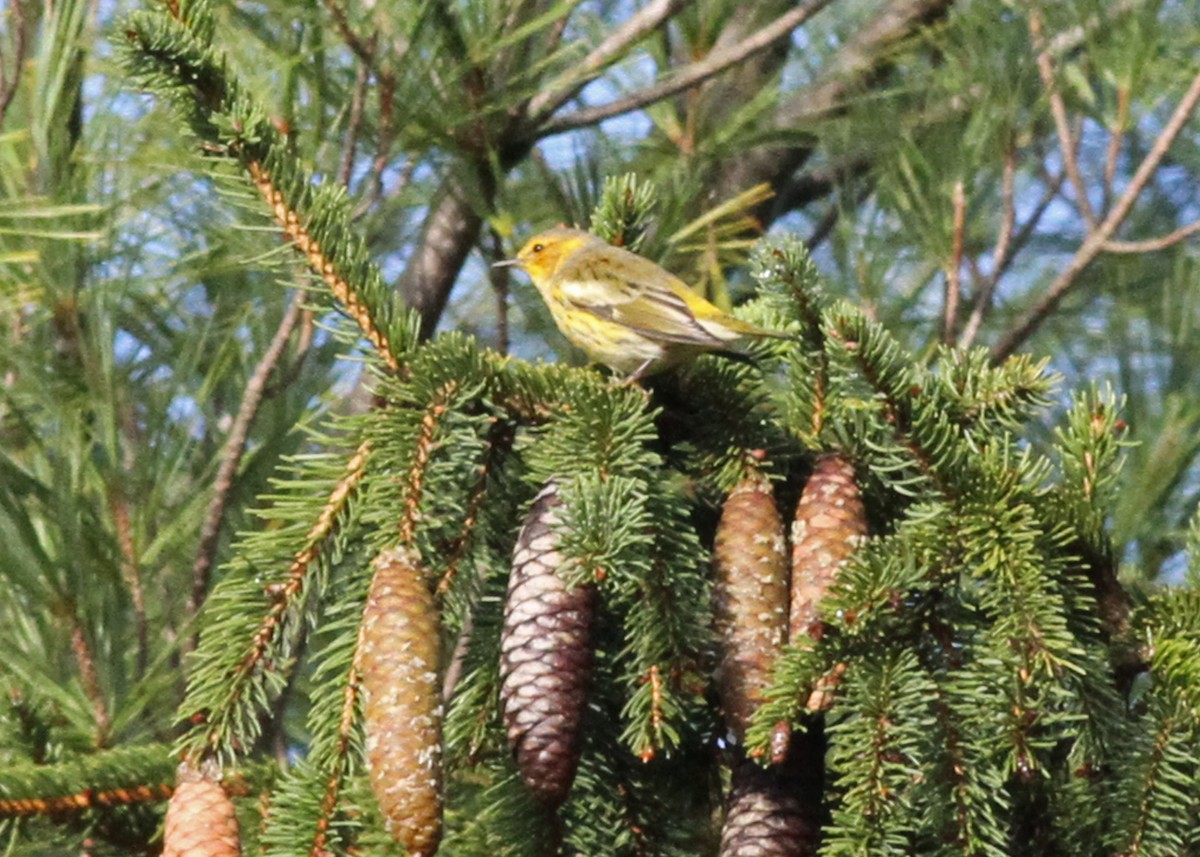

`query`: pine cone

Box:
[713,472,789,741]
[163,761,241,857]
[789,454,867,643]
[361,547,443,857]
[718,747,822,857]
[499,481,595,808]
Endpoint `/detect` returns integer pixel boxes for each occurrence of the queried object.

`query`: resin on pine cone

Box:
[162,760,241,857]
[789,453,867,643]
[360,546,443,857]
[499,481,595,808]
[713,471,789,742]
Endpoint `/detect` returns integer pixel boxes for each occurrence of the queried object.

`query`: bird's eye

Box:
[532,243,545,253]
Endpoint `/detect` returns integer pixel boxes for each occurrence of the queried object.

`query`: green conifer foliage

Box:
[3,2,1199,855]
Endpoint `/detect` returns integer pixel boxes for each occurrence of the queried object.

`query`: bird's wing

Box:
[554,253,736,347]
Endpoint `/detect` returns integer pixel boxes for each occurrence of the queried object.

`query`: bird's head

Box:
[494,227,596,284]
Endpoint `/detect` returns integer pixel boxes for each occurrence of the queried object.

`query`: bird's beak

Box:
[492,258,521,269]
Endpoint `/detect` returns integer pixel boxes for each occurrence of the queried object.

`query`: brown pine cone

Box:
[162,761,241,857]
[789,454,867,643]
[360,547,443,857]
[499,481,595,808]
[718,742,823,857]
[713,472,789,742]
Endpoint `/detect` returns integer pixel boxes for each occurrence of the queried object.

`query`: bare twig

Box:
[1104,219,1200,254]
[489,229,511,355]
[1029,6,1096,229]
[68,614,110,742]
[991,143,1017,277]
[992,68,1200,362]
[186,292,307,634]
[107,488,148,678]
[527,0,691,124]
[943,180,966,344]
[1102,85,1130,210]
[338,51,372,188]
[0,0,30,130]
[539,0,833,137]
[321,0,376,68]
[959,168,1065,350]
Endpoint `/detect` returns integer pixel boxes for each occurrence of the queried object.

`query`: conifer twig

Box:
[960,167,1065,349]
[106,485,148,678]
[310,630,366,857]
[943,181,966,344]
[1103,219,1200,254]
[399,381,459,545]
[338,57,372,187]
[1029,6,1097,230]
[194,441,370,754]
[0,0,29,129]
[526,0,691,125]
[539,0,833,137]
[187,291,307,637]
[246,161,400,371]
[992,67,1200,362]
[68,616,109,741]
[1102,86,1130,210]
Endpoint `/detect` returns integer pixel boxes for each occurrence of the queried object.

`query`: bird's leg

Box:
[619,359,655,386]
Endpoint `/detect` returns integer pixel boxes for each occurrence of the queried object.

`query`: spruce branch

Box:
[119,9,416,371]
[0,744,182,819]
[181,440,370,761]
[310,636,364,857]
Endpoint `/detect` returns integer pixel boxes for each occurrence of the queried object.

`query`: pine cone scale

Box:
[500,482,595,807]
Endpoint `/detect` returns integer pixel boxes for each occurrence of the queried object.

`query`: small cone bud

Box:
[789,454,867,643]
[499,481,595,807]
[163,761,241,857]
[361,547,443,856]
[713,472,789,741]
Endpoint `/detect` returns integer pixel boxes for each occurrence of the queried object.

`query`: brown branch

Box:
[247,161,399,370]
[526,0,692,125]
[1029,6,1096,229]
[942,180,966,344]
[68,616,110,742]
[959,167,1065,349]
[399,382,460,545]
[1103,85,1130,210]
[399,168,495,339]
[538,0,833,137]
[321,0,377,68]
[991,143,1018,283]
[1103,219,1200,254]
[715,0,956,223]
[186,292,306,635]
[488,228,511,355]
[992,67,1200,362]
[309,641,364,857]
[0,0,30,131]
[106,487,148,678]
[338,54,372,188]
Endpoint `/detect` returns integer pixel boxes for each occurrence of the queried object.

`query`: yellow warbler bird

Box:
[495,226,787,382]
